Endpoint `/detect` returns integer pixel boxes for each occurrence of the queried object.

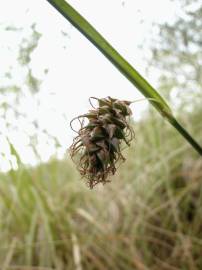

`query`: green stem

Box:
[169,119,202,155]
[46,0,202,155]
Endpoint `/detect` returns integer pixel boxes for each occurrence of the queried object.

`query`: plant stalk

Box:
[46,0,202,155]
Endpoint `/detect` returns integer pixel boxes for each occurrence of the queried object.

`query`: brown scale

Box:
[69,96,135,188]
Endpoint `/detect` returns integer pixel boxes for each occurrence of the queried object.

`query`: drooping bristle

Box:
[69,96,135,188]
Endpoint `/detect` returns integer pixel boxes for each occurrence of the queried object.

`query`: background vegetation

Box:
[0,0,202,269]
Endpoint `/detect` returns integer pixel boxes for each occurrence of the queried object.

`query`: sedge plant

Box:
[46,0,202,157]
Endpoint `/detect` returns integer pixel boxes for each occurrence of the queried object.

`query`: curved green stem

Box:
[46,0,202,155]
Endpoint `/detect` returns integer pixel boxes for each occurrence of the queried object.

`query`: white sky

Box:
[0,0,178,170]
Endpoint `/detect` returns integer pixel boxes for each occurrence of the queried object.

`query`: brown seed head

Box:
[69,96,135,188]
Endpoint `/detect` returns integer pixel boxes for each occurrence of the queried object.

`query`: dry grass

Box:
[0,109,201,269]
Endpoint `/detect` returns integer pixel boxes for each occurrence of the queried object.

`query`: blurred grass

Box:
[0,108,202,269]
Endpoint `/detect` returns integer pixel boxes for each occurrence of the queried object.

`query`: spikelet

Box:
[69,96,135,188]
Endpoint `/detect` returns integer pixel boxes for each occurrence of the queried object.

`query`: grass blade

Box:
[46,0,202,155]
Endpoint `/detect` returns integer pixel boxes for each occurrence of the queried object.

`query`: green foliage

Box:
[0,23,41,122]
[0,108,201,269]
[0,23,56,164]
[150,0,202,109]
[18,24,42,66]
[26,69,41,94]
